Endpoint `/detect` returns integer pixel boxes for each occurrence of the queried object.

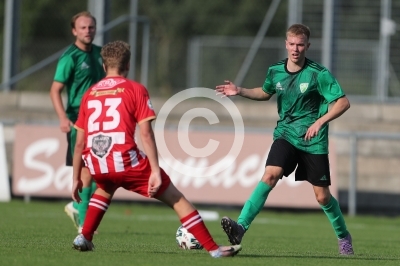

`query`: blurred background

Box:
[2,0,400,99]
[0,0,400,216]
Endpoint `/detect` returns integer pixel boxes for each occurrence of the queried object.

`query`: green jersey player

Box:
[215,24,354,255]
[263,58,344,154]
[49,11,104,233]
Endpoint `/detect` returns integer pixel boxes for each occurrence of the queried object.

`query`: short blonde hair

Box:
[286,24,310,40]
[101,41,131,72]
[71,11,96,29]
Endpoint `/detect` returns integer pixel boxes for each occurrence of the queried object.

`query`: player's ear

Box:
[102,63,107,73]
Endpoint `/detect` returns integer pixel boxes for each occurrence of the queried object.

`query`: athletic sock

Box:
[72,201,79,210]
[320,196,348,239]
[180,210,219,252]
[78,187,92,227]
[90,180,97,195]
[238,181,272,230]
[82,194,110,241]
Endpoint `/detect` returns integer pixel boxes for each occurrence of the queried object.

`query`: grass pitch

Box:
[0,199,399,266]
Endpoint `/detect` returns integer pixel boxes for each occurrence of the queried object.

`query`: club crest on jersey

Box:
[299,83,309,93]
[91,134,112,158]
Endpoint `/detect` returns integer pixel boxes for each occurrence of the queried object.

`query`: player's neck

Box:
[106,71,125,78]
[287,58,305,72]
[75,41,92,52]
[106,70,126,78]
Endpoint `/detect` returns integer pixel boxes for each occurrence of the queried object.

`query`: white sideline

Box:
[0,123,10,201]
[198,210,219,221]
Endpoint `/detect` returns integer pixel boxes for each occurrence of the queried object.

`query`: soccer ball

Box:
[175,225,203,250]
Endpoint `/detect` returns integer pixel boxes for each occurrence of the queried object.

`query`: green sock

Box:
[78,187,92,227]
[90,180,97,195]
[72,181,95,212]
[320,196,348,239]
[238,181,272,230]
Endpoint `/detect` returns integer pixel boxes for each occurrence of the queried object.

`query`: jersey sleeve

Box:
[134,85,156,124]
[74,93,87,132]
[317,69,345,103]
[54,54,74,84]
[261,69,276,95]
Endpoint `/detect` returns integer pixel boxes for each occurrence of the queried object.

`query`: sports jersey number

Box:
[87,98,122,132]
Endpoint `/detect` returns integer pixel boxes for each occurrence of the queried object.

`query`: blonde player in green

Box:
[215,24,354,255]
[50,11,104,233]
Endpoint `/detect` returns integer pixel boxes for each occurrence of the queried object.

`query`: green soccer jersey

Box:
[262,58,345,154]
[54,44,104,122]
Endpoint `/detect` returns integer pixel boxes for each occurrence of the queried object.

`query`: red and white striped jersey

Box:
[75,77,156,175]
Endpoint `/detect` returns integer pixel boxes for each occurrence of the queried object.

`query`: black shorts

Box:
[66,131,73,166]
[66,125,78,167]
[265,138,331,187]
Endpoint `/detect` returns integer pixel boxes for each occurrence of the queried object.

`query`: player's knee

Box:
[261,173,279,187]
[315,193,330,205]
[157,183,184,206]
[169,189,184,203]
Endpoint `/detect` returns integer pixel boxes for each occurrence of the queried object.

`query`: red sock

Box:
[180,210,219,251]
[82,194,111,241]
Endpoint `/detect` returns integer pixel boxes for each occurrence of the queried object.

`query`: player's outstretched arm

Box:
[216,80,272,101]
[216,80,240,97]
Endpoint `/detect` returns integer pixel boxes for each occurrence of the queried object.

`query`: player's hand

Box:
[304,120,323,140]
[60,117,73,133]
[148,171,162,198]
[72,179,83,203]
[215,80,240,97]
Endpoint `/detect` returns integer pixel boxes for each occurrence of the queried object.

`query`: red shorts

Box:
[92,156,171,198]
